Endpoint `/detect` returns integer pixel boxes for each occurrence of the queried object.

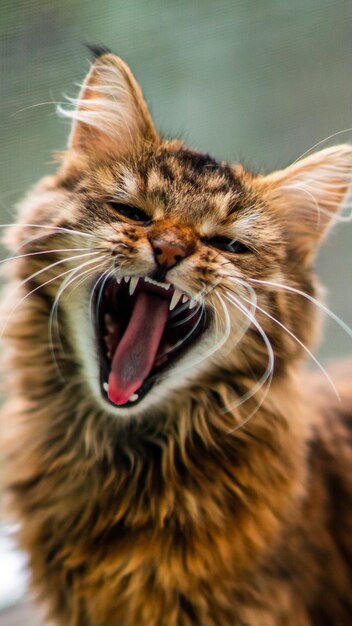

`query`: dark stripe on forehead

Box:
[175,149,242,188]
[175,149,220,173]
[157,161,175,183]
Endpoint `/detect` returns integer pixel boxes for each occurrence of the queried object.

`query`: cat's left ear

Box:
[256,144,352,262]
[61,53,159,158]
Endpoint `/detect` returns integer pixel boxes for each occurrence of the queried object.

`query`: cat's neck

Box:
[10,354,312,509]
[6,315,314,580]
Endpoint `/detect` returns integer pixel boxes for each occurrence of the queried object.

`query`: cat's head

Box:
[10,53,352,418]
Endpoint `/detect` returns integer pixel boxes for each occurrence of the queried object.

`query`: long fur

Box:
[1,53,352,626]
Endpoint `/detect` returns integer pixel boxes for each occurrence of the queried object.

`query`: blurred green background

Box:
[1,0,352,359]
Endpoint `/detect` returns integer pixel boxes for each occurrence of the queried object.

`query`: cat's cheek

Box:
[64,285,104,406]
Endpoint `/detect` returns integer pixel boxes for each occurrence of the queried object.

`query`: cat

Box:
[1,50,352,626]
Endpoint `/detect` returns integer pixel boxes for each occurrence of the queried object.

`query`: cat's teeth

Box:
[104,314,115,333]
[116,277,122,284]
[129,276,139,295]
[182,294,189,303]
[188,299,197,309]
[103,382,108,392]
[129,393,139,402]
[169,289,183,311]
[123,276,130,283]
[143,277,170,290]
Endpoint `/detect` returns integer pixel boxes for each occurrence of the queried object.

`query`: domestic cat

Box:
[1,50,352,626]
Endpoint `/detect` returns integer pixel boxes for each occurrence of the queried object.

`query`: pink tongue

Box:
[108,291,170,405]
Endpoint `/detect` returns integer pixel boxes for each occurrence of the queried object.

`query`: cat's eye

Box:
[205,236,250,254]
[109,202,151,224]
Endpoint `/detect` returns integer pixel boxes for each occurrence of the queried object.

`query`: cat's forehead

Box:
[97,147,247,222]
[144,148,238,190]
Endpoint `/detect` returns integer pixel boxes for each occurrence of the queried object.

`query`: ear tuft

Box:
[59,54,159,159]
[83,43,112,60]
[258,144,352,262]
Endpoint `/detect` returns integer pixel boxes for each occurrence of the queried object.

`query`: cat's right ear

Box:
[60,54,159,158]
[256,144,352,263]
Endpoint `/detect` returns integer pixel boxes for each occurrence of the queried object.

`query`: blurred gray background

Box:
[1,0,352,360]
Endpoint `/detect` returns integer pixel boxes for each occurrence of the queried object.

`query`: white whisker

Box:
[248,278,352,340]
[1,254,105,340]
[167,303,202,328]
[291,128,352,165]
[223,292,274,414]
[8,250,99,299]
[0,222,97,238]
[90,268,116,322]
[11,100,67,117]
[48,259,108,377]
[0,247,95,268]
[239,293,339,400]
[162,303,205,358]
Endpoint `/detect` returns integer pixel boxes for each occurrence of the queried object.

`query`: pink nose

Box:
[151,238,187,269]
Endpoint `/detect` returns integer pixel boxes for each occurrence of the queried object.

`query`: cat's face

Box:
[10,53,352,419]
[59,145,283,417]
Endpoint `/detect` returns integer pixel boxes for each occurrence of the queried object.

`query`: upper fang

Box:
[129,276,139,295]
[169,289,183,311]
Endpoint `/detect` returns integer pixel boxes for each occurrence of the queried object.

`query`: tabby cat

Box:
[2,51,352,626]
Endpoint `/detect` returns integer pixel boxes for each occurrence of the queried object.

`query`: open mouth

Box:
[94,275,208,408]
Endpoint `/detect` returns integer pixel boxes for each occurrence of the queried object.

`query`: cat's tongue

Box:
[108,291,170,405]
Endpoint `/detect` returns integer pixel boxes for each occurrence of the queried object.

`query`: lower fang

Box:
[105,314,115,333]
[103,382,108,392]
[130,393,139,402]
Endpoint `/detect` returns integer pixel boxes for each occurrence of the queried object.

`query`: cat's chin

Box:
[93,274,209,411]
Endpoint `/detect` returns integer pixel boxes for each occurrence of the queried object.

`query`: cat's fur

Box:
[2,53,352,626]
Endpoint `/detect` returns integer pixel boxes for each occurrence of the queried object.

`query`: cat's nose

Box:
[151,238,187,269]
